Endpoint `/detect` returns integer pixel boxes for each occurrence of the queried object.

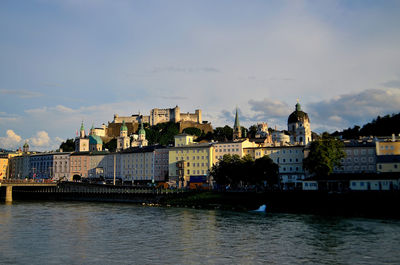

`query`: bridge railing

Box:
[0,179,56,184]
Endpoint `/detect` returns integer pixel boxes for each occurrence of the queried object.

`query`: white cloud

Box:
[29,131,51,147]
[308,88,400,130]
[0,130,22,150]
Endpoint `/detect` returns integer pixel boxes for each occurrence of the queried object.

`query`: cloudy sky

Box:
[1,0,400,151]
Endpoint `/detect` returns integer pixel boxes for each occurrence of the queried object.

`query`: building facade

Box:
[169,135,213,187]
[69,152,90,179]
[333,139,376,174]
[53,152,71,181]
[244,145,306,189]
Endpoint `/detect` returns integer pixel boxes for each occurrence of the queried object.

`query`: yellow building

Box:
[0,156,8,180]
[0,152,22,180]
[169,135,213,187]
[212,139,255,164]
[376,140,400,155]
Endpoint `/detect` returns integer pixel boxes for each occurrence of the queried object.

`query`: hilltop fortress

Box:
[94,106,212,139]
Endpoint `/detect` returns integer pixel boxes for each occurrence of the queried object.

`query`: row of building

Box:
[1,102,400,191]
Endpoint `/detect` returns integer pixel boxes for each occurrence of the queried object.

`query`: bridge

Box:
[0,180,57,202]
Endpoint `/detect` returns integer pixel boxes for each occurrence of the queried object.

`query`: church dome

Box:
[288,102,309,124]
[120,120,128,132]
[89,135,103,145]
[23,141,29,148]
[138,122,146,135]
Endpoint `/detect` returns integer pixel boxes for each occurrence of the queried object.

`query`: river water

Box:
[0,201,400,265]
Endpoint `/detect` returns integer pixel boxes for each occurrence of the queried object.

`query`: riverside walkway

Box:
[0,180,185,203]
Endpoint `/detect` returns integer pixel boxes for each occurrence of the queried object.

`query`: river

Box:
[1,201,399,264]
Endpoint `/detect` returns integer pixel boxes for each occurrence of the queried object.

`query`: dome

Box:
[89,135,103,145]
[23,141,29,148]
[288,102,309,124]
[138,122,146,135]
[120,120,128,132]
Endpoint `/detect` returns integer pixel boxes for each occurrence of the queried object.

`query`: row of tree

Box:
[209,154,279,188]
[332,113,400,139]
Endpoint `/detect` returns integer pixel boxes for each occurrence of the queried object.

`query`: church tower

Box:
[287,100,311,145]
[233,107,242,140]
[75,121,89,152]
[23,140,29,153]
[117,121,130,151]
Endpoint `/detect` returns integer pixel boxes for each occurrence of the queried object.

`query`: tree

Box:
[59,139,75,152]
[253,156,279,186]
[210,154,279,189]
[248,125,258,138]
[303,132,345,178]
[182,127,202,137]
[104,138,117,152]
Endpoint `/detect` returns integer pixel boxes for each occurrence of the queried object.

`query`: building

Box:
[131,121,148,148]
[88,125,103,152]
[334,139,376,174]
[118,146,168,183]
[376,155,400,173]
[69,152,90,179]
[75,122,89,152]
[53,152,71,181]
[244,145,306,189]
[287,100,311,145]
[9,154,30,179]
[212,139,255,163]
[117,121,130,151]
[168,134,213,187]
[29,153,54,179]
[376,136,400,155]
[255,123,269,138]
[88,151,109,179]
[23,141,29,153]
[108,106,205,138]
[0,155,9,180]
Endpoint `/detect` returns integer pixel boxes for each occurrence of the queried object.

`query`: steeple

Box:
[138,120,146,141]
[233,107,242,140]
[234,107,240,129]
[80,121,85,138]
[120,120,128,137]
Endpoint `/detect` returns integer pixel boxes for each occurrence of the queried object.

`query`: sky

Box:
[1,0,400,151]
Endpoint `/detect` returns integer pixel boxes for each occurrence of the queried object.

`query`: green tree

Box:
[248,125,258,138]
[104,138,117,152]
[182,127,202,137]
[59,139,75,152]
[253,156,279,186]
[210,154,279,188]
[303,132,345,178]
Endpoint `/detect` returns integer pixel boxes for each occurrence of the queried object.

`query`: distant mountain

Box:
[332,113,400,139]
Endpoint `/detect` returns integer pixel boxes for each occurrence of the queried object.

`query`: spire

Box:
[80,121,85,138]
[80,121,85,131]
[234,107,240,129]
[233,107,242,140]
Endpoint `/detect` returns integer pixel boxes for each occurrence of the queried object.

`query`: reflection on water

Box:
[1,201,400,264]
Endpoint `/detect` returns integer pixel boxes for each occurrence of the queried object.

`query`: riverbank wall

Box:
[2,183,399,218]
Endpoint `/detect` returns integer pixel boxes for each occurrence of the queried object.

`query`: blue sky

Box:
[1,0,400,151]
